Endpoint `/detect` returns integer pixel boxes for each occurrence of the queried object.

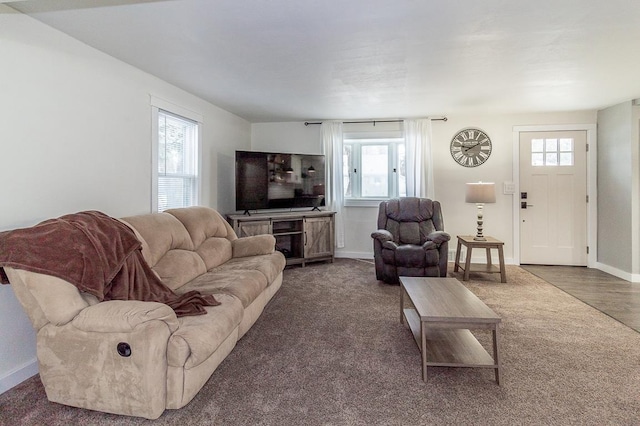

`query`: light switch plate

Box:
[503,182,515,194]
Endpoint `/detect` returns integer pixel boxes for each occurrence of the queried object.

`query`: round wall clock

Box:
[450,128,492,167]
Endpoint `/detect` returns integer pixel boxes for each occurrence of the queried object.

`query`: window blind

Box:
[157,110,198,212]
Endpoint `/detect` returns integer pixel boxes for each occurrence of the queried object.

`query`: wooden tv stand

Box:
[227,210,335,267]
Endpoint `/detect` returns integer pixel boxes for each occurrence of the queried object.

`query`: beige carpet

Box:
[1,259,639,425]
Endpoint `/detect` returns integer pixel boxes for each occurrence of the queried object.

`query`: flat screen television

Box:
[235,150,326,213]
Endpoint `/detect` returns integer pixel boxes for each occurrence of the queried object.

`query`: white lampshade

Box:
[465,182,496,204]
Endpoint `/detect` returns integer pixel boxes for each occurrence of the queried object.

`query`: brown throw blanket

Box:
[0,211,218,317]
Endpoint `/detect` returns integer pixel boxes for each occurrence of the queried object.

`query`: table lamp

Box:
[465,182,496,241]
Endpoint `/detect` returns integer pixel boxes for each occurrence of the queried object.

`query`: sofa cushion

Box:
[165,207,237,271]
[118,218,153,267]
[177,269,268,308]
[4,267,52,330]
[167,293,242,369]
[177,253,284,309]
[121,213,209,290]
[165,207,237,247]
[120,213,194,267]
[195,237,233,271]
[151,249,208,291]
[221,253,286,285]
[385,197,434,222]
[398,222,421,245]
[72,300,179,333]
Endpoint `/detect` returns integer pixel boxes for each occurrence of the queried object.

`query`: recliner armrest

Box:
[427,231,451,245]
[371,229,394,242]
[232,234,276,258]
[421,241,437,250]
[72,300,179,333]
[382,240,399,250]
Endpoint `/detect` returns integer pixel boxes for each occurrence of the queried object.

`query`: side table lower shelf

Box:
[456,263,502,276]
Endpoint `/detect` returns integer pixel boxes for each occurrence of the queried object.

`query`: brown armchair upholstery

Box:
[371,197,450,284]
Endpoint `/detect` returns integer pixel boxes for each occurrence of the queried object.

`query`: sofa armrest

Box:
[72,300,179,333]
[371,229,394,242]
[232,234,276,258]
[39,300,176,419]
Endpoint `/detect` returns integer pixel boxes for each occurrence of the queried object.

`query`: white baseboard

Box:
[335,251,373,259]
[334,251,516,266]
[595,262,640,283]
[0,358,38,395]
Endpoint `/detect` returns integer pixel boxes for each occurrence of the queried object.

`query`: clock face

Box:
[450,128,492,167]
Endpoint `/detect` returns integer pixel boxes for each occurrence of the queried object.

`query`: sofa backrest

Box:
[3,206,236,330]
[4,267,99,331]
[121,206,237,291]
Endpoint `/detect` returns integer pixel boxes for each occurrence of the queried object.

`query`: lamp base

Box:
[474,203,486,241]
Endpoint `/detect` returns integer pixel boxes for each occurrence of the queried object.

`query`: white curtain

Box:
[404,118,434,198]
[321,121,345,248]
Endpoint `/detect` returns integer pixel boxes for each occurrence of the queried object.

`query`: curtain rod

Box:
[304,117,447,126]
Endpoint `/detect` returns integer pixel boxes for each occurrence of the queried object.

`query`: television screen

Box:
[235,150,326,213]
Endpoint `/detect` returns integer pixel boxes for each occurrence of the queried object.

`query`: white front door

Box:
[519,131,588,265]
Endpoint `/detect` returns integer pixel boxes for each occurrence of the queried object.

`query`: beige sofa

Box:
[3,206,286,419]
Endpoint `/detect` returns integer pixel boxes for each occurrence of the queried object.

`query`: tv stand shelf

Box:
[227,211,335,267]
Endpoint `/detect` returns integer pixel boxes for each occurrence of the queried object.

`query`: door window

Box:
[531,138,574,166]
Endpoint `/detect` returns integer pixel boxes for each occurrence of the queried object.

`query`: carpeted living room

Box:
[2,260,640,424]
[2,1,640,425]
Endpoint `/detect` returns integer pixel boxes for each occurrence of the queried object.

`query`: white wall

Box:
[252,110,597,261]
[251,122,322,154]
[596,101,640,280]
[0,6,251,393]
[635,106,640,277]
[596,102,633,272]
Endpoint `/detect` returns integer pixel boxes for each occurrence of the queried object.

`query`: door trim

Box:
[512,124,597,267]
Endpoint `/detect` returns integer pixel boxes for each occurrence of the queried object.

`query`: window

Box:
[531,138,574,166]
[155,109,199,212]
[343,138,406,203]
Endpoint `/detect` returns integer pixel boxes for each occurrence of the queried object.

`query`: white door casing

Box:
[519,130,587,265]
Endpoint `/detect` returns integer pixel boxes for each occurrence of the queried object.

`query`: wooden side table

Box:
[454,235,507,283]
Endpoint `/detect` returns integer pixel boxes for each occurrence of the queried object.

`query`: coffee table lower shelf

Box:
[403,308,497,370]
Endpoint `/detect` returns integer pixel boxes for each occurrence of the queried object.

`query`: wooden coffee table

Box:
[399,276,502,384]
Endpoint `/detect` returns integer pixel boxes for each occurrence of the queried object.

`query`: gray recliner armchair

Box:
[371,197,450,284]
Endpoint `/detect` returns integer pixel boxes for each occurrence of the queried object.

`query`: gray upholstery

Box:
[371,197,450,283]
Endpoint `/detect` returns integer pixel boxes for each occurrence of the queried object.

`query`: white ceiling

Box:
[8,0,640,122]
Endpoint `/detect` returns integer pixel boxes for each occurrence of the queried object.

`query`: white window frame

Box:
[150,96,203,213]
[343,137,405,207]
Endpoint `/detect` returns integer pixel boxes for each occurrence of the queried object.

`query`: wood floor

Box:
[521,265,640,333]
